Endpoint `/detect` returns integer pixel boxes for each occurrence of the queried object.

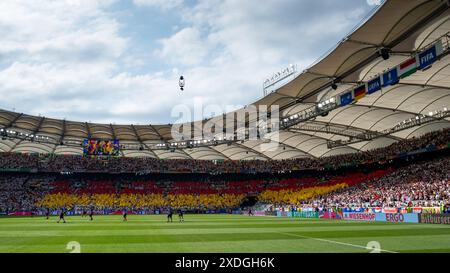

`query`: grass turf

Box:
[0,214,449,253]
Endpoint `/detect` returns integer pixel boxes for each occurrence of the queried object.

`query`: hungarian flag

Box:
[399,57,417,79]
[353,84,367,101]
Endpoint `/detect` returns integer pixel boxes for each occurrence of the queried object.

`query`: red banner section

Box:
[321,212,342,219]
[8,211,33,216]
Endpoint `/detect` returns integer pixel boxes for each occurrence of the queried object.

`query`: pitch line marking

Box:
[278,232,398,253]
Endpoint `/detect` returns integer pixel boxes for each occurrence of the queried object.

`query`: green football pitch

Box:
[0,214,449,253]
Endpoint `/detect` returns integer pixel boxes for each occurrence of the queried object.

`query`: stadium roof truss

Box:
[1,0,450,160]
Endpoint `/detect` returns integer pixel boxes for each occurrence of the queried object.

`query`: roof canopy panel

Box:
[0,0,449,160]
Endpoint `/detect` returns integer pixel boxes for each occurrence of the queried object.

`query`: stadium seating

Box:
[0,128,449,214]
[1,128,449,174]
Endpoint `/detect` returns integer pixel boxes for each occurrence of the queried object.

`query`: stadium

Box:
[0,0,450,255]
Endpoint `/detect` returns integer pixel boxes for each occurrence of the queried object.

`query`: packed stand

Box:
[0,128,448,174]
[308,156,450,210]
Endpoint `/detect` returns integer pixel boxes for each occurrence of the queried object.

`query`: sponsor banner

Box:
[277,211,318,218]
[7,212,34,216]
[342,212,375,221]
[111,211,138,215]
[375,213,419,223]
[292,211,319,218]
[419,214,450,225]
[320,212,342,219]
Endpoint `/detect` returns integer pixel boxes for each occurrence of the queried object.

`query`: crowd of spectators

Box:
[1,153,448,213]
[259,169,392,206]
[0,174,323,212]
[0,128,448,174]
[308,156,450,209]
[0,128,449,214]
[1,155,449,213]
[0,175,51,212]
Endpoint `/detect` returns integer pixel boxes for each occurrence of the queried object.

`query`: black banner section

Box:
[1,253,446,273]
[419,214,450,224]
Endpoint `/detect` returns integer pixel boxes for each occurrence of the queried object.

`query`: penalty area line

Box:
[278,232,398,253]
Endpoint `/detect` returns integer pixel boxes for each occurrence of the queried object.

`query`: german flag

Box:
[353,84,367,101]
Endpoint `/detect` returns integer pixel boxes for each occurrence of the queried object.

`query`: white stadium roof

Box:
[1,0,450,160]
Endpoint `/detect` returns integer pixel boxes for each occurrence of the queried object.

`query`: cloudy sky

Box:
[0,0,382,124]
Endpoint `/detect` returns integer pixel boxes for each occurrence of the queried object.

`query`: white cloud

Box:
[153,0,370,113]
[133,0,183,10]
[367,0,382,6]
[0,1,126,61]
[0,0,374,124]
[155,27,209,66]
[0,61,181,124]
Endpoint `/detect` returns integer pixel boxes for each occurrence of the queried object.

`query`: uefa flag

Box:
[382,68,399,87]
[339,91,353,106]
